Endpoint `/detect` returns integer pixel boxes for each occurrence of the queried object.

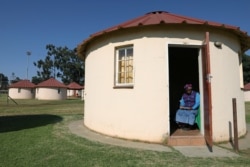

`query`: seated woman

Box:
[175,83,200,130]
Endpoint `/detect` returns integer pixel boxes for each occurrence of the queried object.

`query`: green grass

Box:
[245,102,250,123]
[0,94,250,167]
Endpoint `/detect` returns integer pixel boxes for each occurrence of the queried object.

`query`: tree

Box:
[33,44,84,85]
[0,73,9,90]
[33,53,54,81]
[9,72,21,84]
[242,53,250,84]
[31,76,44,85]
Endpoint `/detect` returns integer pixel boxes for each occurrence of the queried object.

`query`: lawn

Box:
[0,94,250,167]
[245,102,250,123]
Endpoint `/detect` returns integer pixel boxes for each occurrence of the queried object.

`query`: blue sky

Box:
[1,0,250,80]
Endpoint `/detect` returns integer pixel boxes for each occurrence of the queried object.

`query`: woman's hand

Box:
[180,106,192,110]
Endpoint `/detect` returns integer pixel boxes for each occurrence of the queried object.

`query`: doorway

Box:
[168,46,200,135]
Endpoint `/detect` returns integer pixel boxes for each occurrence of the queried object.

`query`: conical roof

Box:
[36,78,67,88]
[8,80,35,88]
[67,82,84,89]
[244,83,250,90]
[78,11,250,58]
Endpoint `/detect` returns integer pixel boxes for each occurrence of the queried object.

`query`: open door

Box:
[202,32,213,149]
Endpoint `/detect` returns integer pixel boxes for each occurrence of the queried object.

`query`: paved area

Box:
[69,120,172,152]
[219,123,250,151]
[69,120,250,157]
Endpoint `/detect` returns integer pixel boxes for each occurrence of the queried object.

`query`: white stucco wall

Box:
[209,32,246,142]
[67,89,74,96]
[244,90,250,102]
[67,89,81,97]
[84,26,246,143]
[8,88,35,99]
[36,87,67,100]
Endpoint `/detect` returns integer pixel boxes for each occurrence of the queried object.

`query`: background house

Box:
[67,82,84,97]
[36,78,67,100]
[8,80,35,99]
[244,83,250,101]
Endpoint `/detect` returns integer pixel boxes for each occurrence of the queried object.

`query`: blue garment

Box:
[175,109,198,125]
[176,91,200,125]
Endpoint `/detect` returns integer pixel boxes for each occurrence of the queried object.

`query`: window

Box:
[18,88,21,93]
[115,46,134,87]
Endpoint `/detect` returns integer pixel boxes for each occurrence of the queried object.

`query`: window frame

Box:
[114,45,134,88]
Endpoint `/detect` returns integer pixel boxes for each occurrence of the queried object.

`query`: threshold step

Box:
[168,135,206,146]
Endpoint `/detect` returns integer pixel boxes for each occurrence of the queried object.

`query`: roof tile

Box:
[78,11,250,58]
[244,83,250,90]
[67,82,84,89]
[9,80,35,88]
[36,78,67,88]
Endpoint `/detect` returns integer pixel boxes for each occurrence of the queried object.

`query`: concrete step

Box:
[168,128,206,146]
[168,135,206,146]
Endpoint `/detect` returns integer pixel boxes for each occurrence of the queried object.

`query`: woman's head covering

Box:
[184,83,192,89]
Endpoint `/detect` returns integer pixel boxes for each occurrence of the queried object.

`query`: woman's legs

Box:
[176,109,198,130]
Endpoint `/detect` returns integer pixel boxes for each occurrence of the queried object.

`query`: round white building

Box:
[36,78,67,100]
[67,82,84,97]
[77,11,250,146]
[8,80,35,99]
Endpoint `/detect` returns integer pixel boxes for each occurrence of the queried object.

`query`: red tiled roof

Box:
[8,80,36,88]
[67,82,84,89]
[244,83,250,90]
[36,78,67,88]
[77,11,250,58]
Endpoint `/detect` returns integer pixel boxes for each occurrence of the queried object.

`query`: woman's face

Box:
[186,87,192,94]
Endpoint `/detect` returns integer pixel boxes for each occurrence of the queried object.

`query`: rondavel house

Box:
[77,11,250,146]
[8,80,35,99]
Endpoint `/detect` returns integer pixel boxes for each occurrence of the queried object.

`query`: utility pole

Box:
[26,51,31,80]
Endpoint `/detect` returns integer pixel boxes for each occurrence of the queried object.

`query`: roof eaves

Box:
[77,11,250,58]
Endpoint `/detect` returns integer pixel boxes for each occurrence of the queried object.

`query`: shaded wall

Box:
[8,88,35,99]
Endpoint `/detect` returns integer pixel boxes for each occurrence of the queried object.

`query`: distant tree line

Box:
[0,73,9,90]
[1,48,250,90]
[243,53,250,84]
[32,44,84,85]
[0,44,84,90]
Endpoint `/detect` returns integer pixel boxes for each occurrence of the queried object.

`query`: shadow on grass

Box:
[0,114,63,133]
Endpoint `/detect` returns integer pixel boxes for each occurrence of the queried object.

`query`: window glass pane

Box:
[119,50,125,60]
[127,48,133,56]
[119,72,125,83]
[128,66,133,72]
[116,46,133,85]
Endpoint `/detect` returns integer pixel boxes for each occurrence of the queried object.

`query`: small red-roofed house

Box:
[67,82,84,97]
[8,80,36,99]
[36,78,67,100]
[244,83,250,101]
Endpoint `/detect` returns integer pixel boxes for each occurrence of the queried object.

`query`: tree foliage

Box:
[243,53,250,84]
[33,44,84,85]
[0,73,9,90]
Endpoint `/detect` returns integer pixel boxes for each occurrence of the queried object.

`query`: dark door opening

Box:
[169,46,200,135]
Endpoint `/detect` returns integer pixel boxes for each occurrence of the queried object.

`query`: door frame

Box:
[202,32,213,148]
[166,41,206,136]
